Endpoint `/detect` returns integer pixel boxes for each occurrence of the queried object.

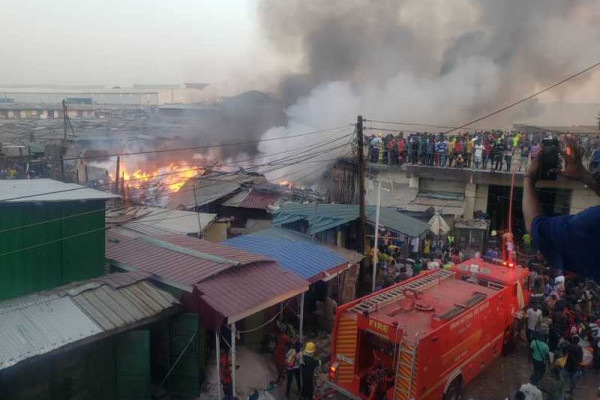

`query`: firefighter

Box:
[275,323,292,383]
[300,342,329,400]
[366,360,394,400]
[219,351,233,400]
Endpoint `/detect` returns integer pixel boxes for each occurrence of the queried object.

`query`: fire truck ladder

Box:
[394,334,419,400]
[351,269,455,314]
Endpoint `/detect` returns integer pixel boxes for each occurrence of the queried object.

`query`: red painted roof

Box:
[106,233,272,287]
[238,191,279,210]
[195,262,308,323]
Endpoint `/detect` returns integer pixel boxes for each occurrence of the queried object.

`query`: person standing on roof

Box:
[466,135,474,168]
[436,137,447,167]
[397,137,405,166]
[473,140,484,170]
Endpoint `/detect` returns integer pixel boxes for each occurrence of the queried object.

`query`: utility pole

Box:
[357,115,366,255]
[115,156,121,195]
[372,181,381,292]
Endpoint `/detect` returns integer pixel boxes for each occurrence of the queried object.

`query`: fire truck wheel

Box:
[443,378,462,400]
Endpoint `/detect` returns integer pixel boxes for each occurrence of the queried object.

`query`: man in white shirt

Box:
[526,304,542,342]
[410,237,420,259]
[473,141,484,169]
[519,379,542,400]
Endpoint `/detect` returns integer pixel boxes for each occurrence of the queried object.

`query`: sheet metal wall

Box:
[0,336,117,400]
[0,200,105,301]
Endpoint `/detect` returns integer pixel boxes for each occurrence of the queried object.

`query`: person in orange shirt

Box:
[220,351,233,399]
[275,324,292,383]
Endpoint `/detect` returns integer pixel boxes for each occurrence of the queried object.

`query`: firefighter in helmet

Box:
[300,342,329,400]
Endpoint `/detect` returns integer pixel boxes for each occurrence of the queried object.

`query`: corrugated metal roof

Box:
[0,296,102,370]
[0,272,177,370]
[167,171,268,209]
[195,262,308,323]
[71,281,176,331]
[0,179,119,203]
[365,207,430,237]
[223,235,348,282]
[106,234,273,288]
[242,227,365,264]
[220,190,249,207]
[272,204,429,237]
[107,207,216,234]
[222,190,279,210]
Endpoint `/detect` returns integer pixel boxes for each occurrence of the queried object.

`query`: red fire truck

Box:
[329,258,530,400]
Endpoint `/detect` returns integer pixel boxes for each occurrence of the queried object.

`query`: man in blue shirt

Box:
[523,137,600,281]
[436,138,448,167]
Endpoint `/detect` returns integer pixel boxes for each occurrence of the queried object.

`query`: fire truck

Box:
[329,258,530,400]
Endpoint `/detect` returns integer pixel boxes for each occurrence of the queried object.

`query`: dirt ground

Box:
[459,340,598,400]
[198,338,598,400]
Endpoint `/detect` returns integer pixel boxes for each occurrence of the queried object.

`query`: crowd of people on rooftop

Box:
[366,130,600,173]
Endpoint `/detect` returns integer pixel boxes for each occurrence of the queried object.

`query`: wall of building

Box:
[569,188,600,215]
[474,184,489,214]
[0,200,106,301]
[0,335,118,400]
[204,220,230,242]
[157,86,217,105]
[419,178,465,194]
[464,183,476,219]
[0,91,159,106]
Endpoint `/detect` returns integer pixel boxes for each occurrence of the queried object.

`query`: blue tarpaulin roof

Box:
[222,235,348,283]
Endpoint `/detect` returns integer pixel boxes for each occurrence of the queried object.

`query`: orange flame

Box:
[278,180,293,188]
[110,162,202,193]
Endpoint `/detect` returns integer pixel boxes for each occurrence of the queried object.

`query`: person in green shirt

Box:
[530,334,550,384]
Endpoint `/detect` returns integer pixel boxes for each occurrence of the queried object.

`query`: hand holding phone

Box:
[539,138,559,181]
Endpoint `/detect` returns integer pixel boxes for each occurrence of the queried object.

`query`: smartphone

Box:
[539,137,559,181]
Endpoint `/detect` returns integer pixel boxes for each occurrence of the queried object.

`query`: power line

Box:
[60,124,353,162]
[0,129,354,203]
[364,120,480,131]
[0,135,354,231]
[0,147,353,257]
[0,124,352,166]
[443,59,600,135]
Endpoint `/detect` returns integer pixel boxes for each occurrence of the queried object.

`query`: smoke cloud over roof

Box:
[254,0,600,181]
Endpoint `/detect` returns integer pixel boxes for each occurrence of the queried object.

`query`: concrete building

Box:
[0,83,217,107]
[367,162,600,234]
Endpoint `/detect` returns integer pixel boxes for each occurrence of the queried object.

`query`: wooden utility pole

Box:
[357,115,366,254]
[114,156,121,195]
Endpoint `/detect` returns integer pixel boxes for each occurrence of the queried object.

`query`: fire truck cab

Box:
[329,259,530,400]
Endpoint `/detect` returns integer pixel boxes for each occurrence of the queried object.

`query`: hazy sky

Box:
[0,0,598,104]
[0,0,291,94]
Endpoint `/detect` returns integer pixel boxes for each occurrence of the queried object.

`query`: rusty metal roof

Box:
[106,233,273,289]
[222,190,279,210]
[71,280,176,331]
[0,272,177,371]
[195,262,308,324]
